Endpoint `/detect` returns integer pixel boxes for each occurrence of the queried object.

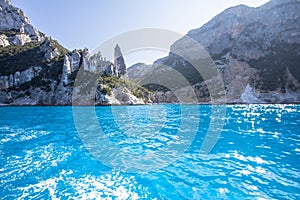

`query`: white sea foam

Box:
[17,170,147,199]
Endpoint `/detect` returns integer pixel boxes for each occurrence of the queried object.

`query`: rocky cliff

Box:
[114,44,127,76]
[0,0,150,105]
[130,0,300,103]
[0,0,42,45]
[2,0,299,105]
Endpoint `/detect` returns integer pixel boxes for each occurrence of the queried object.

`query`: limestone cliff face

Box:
[148,0,300,103]
[0,0,148,105]
[0,0,42,46]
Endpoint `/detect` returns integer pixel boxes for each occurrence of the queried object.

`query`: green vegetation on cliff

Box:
[98,75,152,99]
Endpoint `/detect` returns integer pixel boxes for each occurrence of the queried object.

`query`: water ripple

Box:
[0,105,299,199]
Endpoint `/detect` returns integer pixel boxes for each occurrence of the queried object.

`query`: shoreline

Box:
[1,102,299,107]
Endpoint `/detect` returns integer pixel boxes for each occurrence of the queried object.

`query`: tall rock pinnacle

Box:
[114,44,127,76]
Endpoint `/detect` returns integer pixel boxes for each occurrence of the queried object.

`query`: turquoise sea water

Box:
[0,105,299,199]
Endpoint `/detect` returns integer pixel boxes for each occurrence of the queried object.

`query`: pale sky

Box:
[11,0,270,65]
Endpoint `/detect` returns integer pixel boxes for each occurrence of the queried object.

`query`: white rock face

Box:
[62,56,71,84]
[63,55,71,73]
[90,51,104,72]
[217,54,257,102]
[77,47,127,76]
[19,68,35,83]
[82,48,90,71]
[8,74,13,88]
[0,67,42,89]
[70,50,81,71]
[61,50,81,85]
[241,84,263,103]
[0,0,42,42]
[13,71,20,86]
[52,48,60,57]
[0,34,9,46]
[104,86,145,105]
[40,37,61,60]
[61,49,119,84]
[11,33,31,45]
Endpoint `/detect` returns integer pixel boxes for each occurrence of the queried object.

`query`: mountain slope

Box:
[148,0,300,103]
